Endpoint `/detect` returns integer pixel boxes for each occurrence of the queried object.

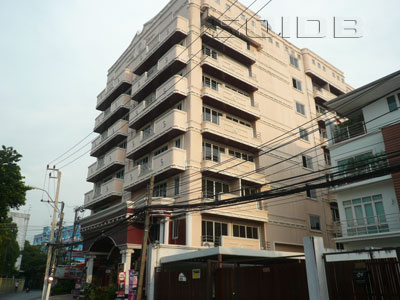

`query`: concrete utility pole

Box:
[137,176,154,300]
[69,206,82,265]
[41,168,61,300]
[45,201,64,300]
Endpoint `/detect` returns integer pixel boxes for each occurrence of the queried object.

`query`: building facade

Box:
[33,225,84,263]
[8,211,30,270]
[80,0,352,289]
[326,70,400,250]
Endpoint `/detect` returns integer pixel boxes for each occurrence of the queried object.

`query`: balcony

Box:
[129,75,187,130]
[132,196,174,209]
[124,148,186,192]
[331,121,366,145]
[87,147,126,183]
[201,55,257,93]
[201,25,255,66]
[91,120,128,157]
[313,87,335,102]
[131,44,188,101]
[202,118,261,153]
[84,178,124,209]
[97,69,133,111]
[202,154,266,185]
[94,94,130,133]
[133,16,189,75]
[335,212,400,240]
[201,85,259,121]
[127,109,187,160]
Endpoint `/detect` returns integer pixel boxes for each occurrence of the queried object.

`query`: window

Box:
[275,41,280,48]
[241,186,257,196]
[240,14,245,21]
[226,115,251,127]
[331,207,340,222]
[202,179,229,200]
[317,62,321,68]
[302,155,313,170]
[202,220,228,245]
[175,138,181,148]
[172,220,179,239]
[306,188,317,199]
[292,78,302,91]
[116,169,124,179]
[289,55,299,68]
[118,141,127,149]
[142,124,152,139]
[203,142,224,162]
[228,149,253,162]
[296,102,306,116]
[251,20,256,28]
[337,152,374,178]
[312,59,315,65]
[299,128,309,141]
[233,224,258,239]
[203,107,222,124]
[202,75,219,91]
[153,182,167,197]
[387,95,397,112]
[174,176,180,196]
[322,66,326,71]
[225,3,230,10]
[267,37,272,43]
[343,194,389,236]
[137,156,149,173]
[309,215,321,231]
[154,145,168,156]
[202,45,218,59]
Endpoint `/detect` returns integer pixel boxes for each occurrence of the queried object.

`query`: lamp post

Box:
[29,168,62,300]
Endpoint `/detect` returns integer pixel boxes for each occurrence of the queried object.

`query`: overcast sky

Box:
[1,0,399,241]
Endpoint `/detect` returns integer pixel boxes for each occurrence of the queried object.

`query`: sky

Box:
[0,0,399,241]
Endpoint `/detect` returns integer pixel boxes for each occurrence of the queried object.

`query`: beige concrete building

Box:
[80,0,353,284]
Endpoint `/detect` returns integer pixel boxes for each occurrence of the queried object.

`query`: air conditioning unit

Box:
[202,242,214,248]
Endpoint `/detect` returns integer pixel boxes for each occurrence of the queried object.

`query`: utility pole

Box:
[69,207,81,265]
[41,167,61,300]
[45,201,64,300]
[137,176,154,300]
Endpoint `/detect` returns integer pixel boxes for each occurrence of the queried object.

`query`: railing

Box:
[87,147,126,179]
[313,87,335,101]
[332,121,366,144]
[94,94,130,130]
[83,178,124,207]
[91,120,128,153]
[201,235,221,246]
[97,69,133,108]
[336,212,400,238]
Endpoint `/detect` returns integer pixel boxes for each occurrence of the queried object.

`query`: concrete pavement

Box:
[0,291,75,300]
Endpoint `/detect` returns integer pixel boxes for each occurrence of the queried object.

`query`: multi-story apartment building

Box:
[8,211,30,270]
[80,0,352,288]
[33,225,84,262]
[326,70,400,250]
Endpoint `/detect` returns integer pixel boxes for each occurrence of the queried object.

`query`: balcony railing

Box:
[84,178,124,208]
[132,16,189,74]
[87,147,126,182]
[129,75,187,129]
[91,120,128,157]
[332,121,366,144]
[336,212,400,238]
[96,69,133,111]
[94,94,130,133]
[201,235,221,246]
[202,117,261,152]
[313,87,335,101]
[202,153,265,185]
[124,147,186,191]
[131,44,188,100]
[127,109,187,159]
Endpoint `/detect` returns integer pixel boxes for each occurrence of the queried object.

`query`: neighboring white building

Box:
[8,211,30,270]
[326,70,400,250]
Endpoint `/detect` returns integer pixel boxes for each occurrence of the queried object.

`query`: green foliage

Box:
[0,216,20,276]
[0,145,30,220]
[20,241,47,288]
[51,279,75,295]
[83,284,117,300]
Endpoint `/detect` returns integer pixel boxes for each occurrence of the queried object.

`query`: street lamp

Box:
[28,168,62,300]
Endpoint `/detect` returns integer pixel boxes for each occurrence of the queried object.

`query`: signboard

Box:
[178,273,187,282]
[117,272,126,298]
[192,269,201,279]
[128,270,138,300]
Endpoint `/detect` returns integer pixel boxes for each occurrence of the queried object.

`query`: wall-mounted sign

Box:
[192,269,201,279]
[178,272,187,282]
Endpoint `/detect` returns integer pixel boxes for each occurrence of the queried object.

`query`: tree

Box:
[0,216,20,276]
[0,145,30,220]
[20,241,47,288]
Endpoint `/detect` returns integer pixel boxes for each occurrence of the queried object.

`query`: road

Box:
[0,290,41,300]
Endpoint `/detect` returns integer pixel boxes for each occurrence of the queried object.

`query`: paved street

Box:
[0,291,74,300]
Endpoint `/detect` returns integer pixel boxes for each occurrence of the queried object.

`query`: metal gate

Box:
[325,258,400,299]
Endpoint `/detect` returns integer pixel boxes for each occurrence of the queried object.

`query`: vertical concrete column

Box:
[186,212,193,246]
[163,217,170,244]
[120,248,134,295]
[86,255,96,284]
[303,236,329,300]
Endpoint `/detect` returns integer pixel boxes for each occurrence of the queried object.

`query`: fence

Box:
[0,278,25,293]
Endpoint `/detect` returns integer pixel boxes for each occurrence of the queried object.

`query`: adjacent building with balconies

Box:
[326,70,400,250]
[80,0,353,290]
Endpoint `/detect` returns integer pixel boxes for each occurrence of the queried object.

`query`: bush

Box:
[51,279,75,295]
[83,284,116,300]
